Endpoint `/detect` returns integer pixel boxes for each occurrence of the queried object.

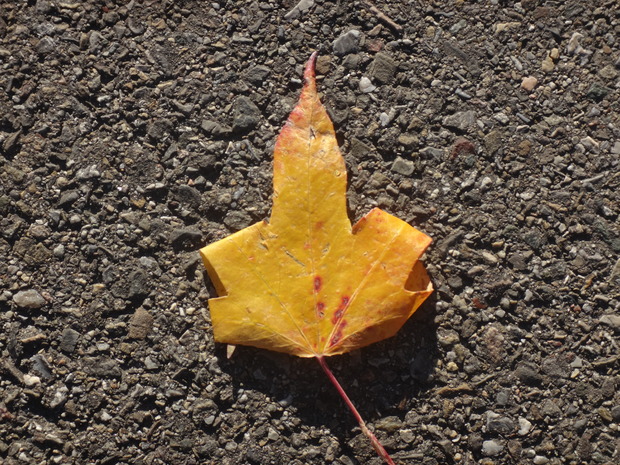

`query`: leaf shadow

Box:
[215,294,439,443]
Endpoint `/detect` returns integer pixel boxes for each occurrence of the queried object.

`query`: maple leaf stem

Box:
[316,356,396,465]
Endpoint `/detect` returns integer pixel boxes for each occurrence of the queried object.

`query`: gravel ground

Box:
[1,1,619,464]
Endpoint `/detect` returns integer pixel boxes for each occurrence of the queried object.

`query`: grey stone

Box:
[420,147,444,160]
[224,211,253,231]
[518,417,532,436]
[599,314,620,330]
[31,354,52,379]
[245,65,271,85]
[84,356,122,378]
[13,289,46,309]
[232,96,261,133]
[359,77,376,93]
[170,227,203,248]
[443,110,476,132]
[515,363,542,385]
[484,130,503,154]
[201,120,232,136]
[598,65,618,80]
[541,399,562,418]
[586,83,612,101]
[486,412,515,434]
[58,190,80,207]
[391,157,414,176]
[333,30,360,56]
[284,0,315,20]
[59,328,80,353]
[147,118,174,140]
[369,53,397,84]
[482,440,504,456]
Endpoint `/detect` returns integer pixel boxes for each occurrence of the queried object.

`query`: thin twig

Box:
[317,356,396,465]
[361,0,403,34]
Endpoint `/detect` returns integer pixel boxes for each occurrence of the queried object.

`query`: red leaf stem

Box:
[317,356,396,465]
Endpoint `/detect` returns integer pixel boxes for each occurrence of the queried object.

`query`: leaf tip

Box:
[303,51,318,90]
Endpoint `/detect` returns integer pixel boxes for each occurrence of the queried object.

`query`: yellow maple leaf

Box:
[200,53,433,464]
[201,54,432,357]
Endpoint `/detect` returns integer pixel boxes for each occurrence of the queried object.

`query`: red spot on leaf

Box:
[329,320,348,347]
[313,276,322,292]
[314,221,324,230]
[316,301,325,318]
[331,296,350,324]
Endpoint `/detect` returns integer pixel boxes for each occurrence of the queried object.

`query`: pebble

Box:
[599,314,620,330]
[599,65,618,80]
[23,374,41,387]
[482,440,504,456]
[391,157,414,176]
[541,55,554,72]
[359,77,376,93]
[443,110,476,132]
[284,0,315,20]
[128,307,154,339]
[333,30,361,55]
[60,328,80,353]
[518,417,533,436]
[487,412,515,434]
[521,76,538,91]
[13,289,46,309]
[170,227,203,248]
[232,96,261,133]
[369,53,397,84]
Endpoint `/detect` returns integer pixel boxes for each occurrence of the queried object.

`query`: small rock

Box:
[518,417,532,436]
[521,76,538,91]
[23,374,41,387]
[541,55,554,72]
[487,412,515,434]
[359,77,376,93]
[52,244,65,259]
[13,290,46,309]
[58,190,80,208]
[333,30,361,56]
[481,251,499,265]
[375,416,403,433]
[128,307,154,339]
[144,356,160,370]
[443,110,476,132]
[223,211,253,231]
[369,53,397,84]
[147,118,174,140]
[391,157,414,176]
[541,399,562,418]
[482,440,504,456]
[232,96,261,133]
[170,227,203,248]
[580,136,599,152]
[59,328,80,353]
[284,0,315,20]
[84,356,122,378]
[599,314,620,330]
[567,32,584,55]
[515,363,542,385]
[245,65,271,85]
[599,65,619,80]
[586,83,612,101]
